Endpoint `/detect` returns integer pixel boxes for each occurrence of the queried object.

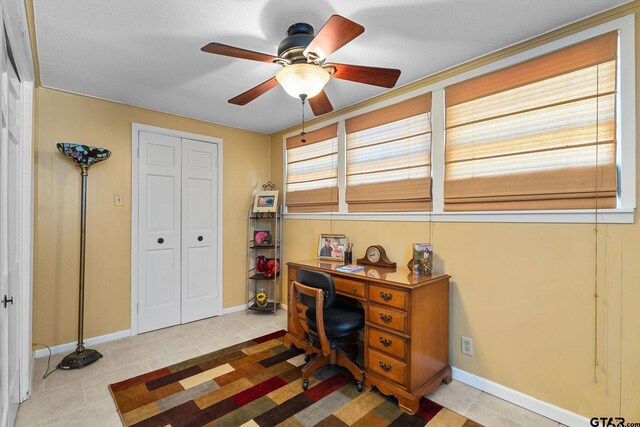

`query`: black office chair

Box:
[289,268,365,391]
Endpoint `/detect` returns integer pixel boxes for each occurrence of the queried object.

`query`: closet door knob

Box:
[157,237,164,244]
[198,236,203,241]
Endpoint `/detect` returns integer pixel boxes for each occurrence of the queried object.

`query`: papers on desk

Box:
[335,264,365,273]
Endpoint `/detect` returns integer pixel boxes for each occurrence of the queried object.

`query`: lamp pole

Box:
[76,164,89,354]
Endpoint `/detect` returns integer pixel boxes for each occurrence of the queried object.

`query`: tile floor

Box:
[15,310,562,427]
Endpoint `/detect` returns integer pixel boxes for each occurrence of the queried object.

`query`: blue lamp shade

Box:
[57,143,111,166]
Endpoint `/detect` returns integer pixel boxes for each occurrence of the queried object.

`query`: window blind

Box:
[444,31,618,211]
[286,123,339,213]
[345,94,432,212]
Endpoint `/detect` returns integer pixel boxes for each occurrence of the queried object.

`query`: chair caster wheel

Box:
[356,381,363,392]
[304,354,311,363]
[302,379,309,390]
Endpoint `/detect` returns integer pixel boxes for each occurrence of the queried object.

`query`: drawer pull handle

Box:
[380,292,393,302]
[379,313,392,323]
[379,362,392,372]
[352,286,357,293]
[379,337,392,347]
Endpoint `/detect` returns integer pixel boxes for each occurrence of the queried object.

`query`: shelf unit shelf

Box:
[246,204,282,315]
[249,273,281,280]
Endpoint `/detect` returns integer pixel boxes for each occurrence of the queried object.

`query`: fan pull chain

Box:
[300,94,307,143]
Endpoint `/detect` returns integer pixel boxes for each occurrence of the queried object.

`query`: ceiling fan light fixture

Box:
[276,63,330,99]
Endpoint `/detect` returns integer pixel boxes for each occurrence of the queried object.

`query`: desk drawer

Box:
[369,349,407,386]
[368,327,407,360]
[369,285,407,311]
[334,276,365,299]
[368,304,407,334]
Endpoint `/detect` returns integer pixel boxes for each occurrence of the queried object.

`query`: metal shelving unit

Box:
[246,204,282,314]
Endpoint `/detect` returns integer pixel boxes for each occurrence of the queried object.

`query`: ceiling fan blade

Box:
[201,42,279,63]
[228,77,279,105]
[308,90,334,116]
[304,15,364,61]
[328,63,401,88]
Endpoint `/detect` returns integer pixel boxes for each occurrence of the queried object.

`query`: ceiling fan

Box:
[201,15,401,116]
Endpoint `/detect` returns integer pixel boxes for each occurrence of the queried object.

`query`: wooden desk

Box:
[284,259,452,414]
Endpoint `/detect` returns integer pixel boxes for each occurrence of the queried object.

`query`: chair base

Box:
[301,336,364,392]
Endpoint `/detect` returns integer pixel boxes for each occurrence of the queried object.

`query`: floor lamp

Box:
[56,143,111,370]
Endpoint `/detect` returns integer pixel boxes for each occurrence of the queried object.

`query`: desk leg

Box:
[398,396,420,415]
[367,365,453,415]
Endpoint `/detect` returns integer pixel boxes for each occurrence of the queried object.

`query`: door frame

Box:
[17,80,33,403]
[130,123,223,336]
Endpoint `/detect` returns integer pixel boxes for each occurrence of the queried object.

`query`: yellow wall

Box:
[270,3,640,419]
[34,87,271,347]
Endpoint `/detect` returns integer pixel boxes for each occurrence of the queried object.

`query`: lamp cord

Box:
[33,343,59,379]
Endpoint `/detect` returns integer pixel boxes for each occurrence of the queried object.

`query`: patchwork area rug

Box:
[109,330,481,426]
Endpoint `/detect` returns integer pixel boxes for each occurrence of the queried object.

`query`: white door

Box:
[138,132,182,333]
[137,131,220,333]
[1,15,21,426]
[181,139,218,323]
[0,14,9,422]
[6,58,21,427]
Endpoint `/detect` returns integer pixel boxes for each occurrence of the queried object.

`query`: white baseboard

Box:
[33,329,131,359]
[222,304,247,315]
[452,367,590,427]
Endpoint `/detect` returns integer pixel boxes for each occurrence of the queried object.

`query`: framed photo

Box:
[253,230,273,246]
[253,190,279,213]
[318,234,348,261]
[412,243,433,275]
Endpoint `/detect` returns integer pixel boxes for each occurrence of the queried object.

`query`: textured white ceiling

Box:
[33,0,631,134]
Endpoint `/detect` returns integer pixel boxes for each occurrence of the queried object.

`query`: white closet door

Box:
[138,132,182,333]
[181,139,218,323]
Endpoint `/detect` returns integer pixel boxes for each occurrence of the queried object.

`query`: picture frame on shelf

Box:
[411,243,433,275]
[253,230,273,246]
[253,190,279,213]
[318,234,348,261]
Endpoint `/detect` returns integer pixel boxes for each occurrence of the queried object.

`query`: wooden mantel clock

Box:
[357,245,396,268]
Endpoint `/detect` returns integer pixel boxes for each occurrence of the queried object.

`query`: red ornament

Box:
[256,255,267,272]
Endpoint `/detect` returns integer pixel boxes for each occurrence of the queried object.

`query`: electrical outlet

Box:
[461,336,473,356]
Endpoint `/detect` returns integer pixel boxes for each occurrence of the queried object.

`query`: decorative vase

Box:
[256,255,267,272]
[256,287,268,307]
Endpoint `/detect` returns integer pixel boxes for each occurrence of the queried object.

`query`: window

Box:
[444,31,618,211]
[345,94,433,212]
[285,123,338,213]
[282,17,634,223]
